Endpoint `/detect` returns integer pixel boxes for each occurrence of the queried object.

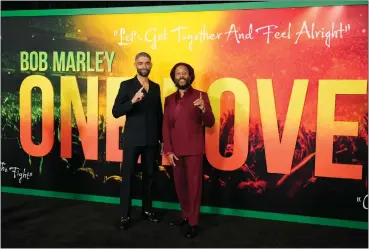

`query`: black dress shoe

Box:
[185,225,198,239]
[118,217,131,230]
[141,211,160,223]
[169,218,188,226]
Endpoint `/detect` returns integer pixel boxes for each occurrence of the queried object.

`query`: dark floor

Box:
[1,193,368,248]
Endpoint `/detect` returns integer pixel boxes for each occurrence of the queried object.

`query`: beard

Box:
[175,78,191,90]
[137,68,150,77]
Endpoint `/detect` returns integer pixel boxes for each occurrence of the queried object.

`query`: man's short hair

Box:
[135,52,151,61]
[170,62,195,84]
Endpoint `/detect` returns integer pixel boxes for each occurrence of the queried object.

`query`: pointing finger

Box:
[200,92,202,100]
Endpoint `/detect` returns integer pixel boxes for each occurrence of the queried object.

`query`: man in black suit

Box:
[112,52,163,230]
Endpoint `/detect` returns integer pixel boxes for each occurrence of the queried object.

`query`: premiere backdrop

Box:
[1,2,368,224]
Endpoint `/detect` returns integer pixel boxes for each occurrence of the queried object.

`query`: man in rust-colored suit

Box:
[163,62,215,239]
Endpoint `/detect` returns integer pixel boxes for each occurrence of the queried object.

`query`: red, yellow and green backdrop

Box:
[1,1,368,229]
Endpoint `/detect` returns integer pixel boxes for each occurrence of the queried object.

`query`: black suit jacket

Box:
[112,76,163,149]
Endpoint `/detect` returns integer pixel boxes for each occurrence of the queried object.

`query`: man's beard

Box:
[175,78,191,90]
[137,69,150,77]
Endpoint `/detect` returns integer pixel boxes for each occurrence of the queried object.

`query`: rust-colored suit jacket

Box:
[163,86,215,156]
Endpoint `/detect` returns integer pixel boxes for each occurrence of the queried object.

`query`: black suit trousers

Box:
[120,145,157,218]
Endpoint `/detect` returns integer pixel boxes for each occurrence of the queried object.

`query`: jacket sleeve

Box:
[112,82,133,118]
[162,97,173,154]
[157,85,164,143]
[201,92,215,127]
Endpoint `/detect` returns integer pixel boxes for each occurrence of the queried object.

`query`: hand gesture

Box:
[131,87,145,104]
[167,153,179,166]
[193,92,205,113]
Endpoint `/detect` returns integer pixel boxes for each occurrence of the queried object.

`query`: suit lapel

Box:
[171,87,194,126]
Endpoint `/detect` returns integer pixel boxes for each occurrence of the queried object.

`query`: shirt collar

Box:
[175,86,193,99]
